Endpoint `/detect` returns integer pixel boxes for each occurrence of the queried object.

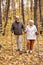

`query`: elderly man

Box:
[11,16,25,54]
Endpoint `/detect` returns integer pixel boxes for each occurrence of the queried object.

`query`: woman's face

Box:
[29,22,34,26]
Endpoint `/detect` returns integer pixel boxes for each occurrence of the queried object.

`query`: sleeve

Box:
[35,26,37,32]
[24,26,28,33]
[25,26,28,31]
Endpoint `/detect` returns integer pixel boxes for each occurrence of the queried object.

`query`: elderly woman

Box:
[25,20,38,54]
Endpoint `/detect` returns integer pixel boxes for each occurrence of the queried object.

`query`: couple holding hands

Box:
[11,16,38,55]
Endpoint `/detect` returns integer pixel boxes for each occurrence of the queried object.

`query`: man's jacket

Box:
[11,21,25,35]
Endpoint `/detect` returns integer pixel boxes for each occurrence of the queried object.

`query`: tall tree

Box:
[21,0,25,24]
[19,0,21,13]
[30,0,33,19]
[3,0,10,35]
[12,0,16,19]
[39,0,43,33]
[34,0,38,29]
[39,0,42,22]
[0,0,2,33]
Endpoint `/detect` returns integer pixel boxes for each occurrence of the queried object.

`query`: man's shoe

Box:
[19,51,22,55]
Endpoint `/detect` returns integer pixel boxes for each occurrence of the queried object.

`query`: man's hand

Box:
[24,30,27,33]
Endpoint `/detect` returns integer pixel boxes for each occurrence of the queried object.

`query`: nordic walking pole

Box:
[37,33,40,57]
[24,33,26,52]
[36,26,40,59]
[11,32,14,56]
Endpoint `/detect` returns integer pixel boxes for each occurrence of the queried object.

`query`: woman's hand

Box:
[35,32,39,35]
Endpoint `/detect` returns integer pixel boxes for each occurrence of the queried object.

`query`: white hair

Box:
[15,16,19,18]
[29,20,34,23]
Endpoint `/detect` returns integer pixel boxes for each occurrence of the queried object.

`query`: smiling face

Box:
[29,20,34,26]
[15,16,19,22]
[29,22,34,26]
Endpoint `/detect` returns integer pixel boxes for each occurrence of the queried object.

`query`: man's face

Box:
[15,18,19,22]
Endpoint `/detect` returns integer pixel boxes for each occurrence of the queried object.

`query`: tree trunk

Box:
[30,0,33,19]
[21,0,25,24]
[12,0,16,19]
[0,0,2,33]
[34,0,38,29]
[3,0,10,35]
[39,0,43,34]
[39,0,42,22]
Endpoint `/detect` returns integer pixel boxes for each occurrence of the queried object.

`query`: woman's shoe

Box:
[26,50,30,54]
[30,50,33,54]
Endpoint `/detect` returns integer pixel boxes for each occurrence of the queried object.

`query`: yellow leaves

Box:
[0,0,43,65]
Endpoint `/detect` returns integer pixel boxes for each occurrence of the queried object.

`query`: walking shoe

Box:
[26,50,30,54]
[30,50,33,54]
